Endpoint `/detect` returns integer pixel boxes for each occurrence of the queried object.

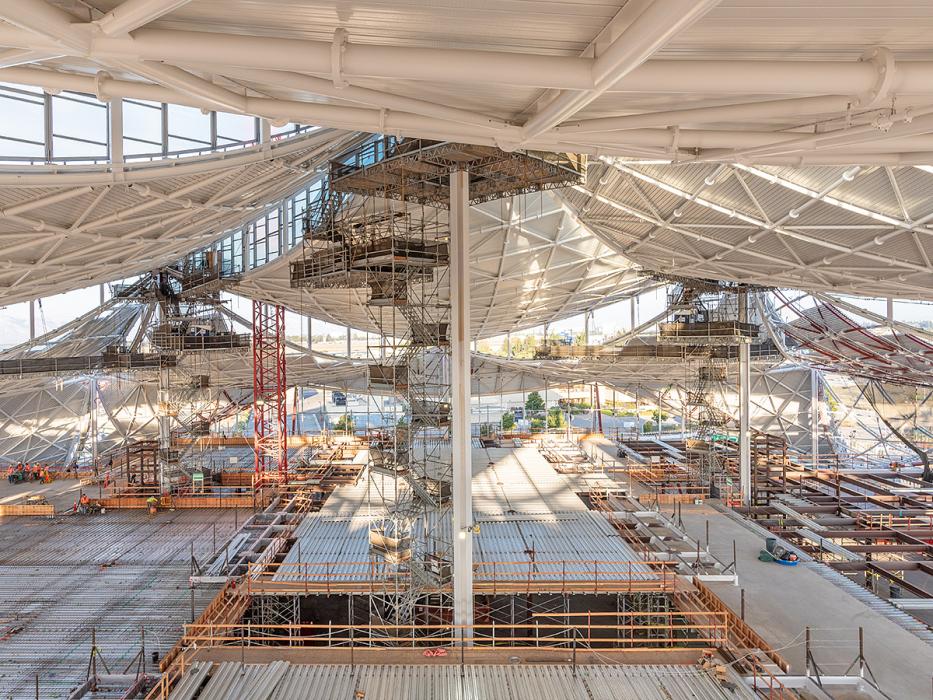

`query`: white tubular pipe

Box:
[125,60,248,112]
[123,28,591,89]
[5,15,933,96]
[94,0,194,36]
[0,186,92,216]
[0,47,60,68]
[5,66,933,166]
[10,63,933,164]
[0,0,89,52]
[556,95,855,133]
[522,0,720,140]
[206,65,509,130]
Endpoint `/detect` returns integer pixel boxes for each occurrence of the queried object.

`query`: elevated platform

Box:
[0,349,175,376]
[658,321,760,345]
[329,138,586,206]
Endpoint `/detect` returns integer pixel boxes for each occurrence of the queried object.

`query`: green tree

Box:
[643,420,656,433]
[501,412,516,431]
[525,391,545,414]
[547,406,567,429]
[334,414,354,432]
[530,417,546,432]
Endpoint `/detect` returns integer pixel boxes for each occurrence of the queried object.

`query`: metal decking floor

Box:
[0,510,238,698]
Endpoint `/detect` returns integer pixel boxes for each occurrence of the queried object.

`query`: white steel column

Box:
[157,367,172,488]
[450,170,474,637]
[810,368,820,460]
[738,290,751,505]
[89,377,99,466]
[28,299,35,340]
[109,96,123,168]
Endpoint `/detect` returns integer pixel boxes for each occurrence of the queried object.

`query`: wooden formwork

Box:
[0,503,55,517]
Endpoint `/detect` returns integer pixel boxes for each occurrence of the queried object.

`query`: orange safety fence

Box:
[243,558,677,596]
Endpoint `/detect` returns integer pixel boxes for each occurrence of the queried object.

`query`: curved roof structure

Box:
[0,0,929,467]
[2,1,933,165]
[0,128,358,305]
[562,160,933,300]
[233,190,649,339]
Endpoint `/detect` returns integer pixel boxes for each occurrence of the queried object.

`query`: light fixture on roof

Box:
[704,175,717,186]
[842,166,860,181]
[672,207,683,217]
[788,209,800,218]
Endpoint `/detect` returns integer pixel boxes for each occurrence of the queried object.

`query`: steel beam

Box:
[450,169,474,638]
[739,290,751,505]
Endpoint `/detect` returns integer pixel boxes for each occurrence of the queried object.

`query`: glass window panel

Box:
[271,122,299,136]
[0,82,43,96]
[167,103,210,148]
[123,99,163,155]
[52,94,107,144]
[168,135,210,152]
[0,92,44,145]
[52,136,107,159]
[0,137,44,159]
[216,112,256,144]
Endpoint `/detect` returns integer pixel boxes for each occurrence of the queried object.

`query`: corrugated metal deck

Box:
[273,510,653,584]
[319,446,617,518]
[172,662,756,700]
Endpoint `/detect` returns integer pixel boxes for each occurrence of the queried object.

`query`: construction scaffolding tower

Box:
[290,136,585,635]
[685,364,733,488]
[252,300,288,482]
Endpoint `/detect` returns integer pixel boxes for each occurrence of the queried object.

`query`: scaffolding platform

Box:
[329,138,586,206]
[290,236,447,289]
[0,348,175,376]
[658,321,759,345]
[151,330,250,352]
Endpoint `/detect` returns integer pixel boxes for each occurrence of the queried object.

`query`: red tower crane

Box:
[252,300,288,483]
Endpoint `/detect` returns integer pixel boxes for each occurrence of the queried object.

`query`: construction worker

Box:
[146,495,159,516]
[6,466,13,484]
[78,493,91,515]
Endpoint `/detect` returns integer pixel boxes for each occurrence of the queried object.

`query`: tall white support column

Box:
[886,297,894,322]
[89,377,99,466]
[450,170,473,638]
[28,300,35,340]
[157,367,172,489]
[109,96,123,171]
[738,290,751,505]
[810,368,820,460]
